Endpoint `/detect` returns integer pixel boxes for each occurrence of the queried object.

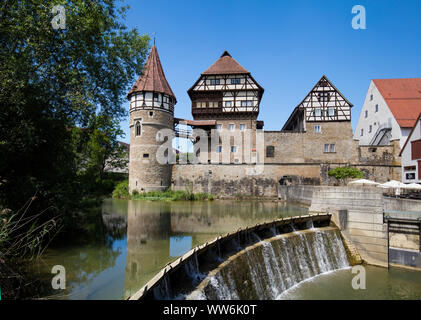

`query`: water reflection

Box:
[122,200,308,298]
[30,199,307,300]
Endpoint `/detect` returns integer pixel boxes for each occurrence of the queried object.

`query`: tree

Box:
[75,113,128,187]
[0,0,149,227]
[327,167,364,185]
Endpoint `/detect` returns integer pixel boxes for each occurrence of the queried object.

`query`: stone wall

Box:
[264,121,358,164]
[277,185,315,205]
[308,186,389,267]
[172,163,321,198]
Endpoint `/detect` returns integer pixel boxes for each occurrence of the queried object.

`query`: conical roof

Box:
[128,45,176,101]
[202,51,249,75]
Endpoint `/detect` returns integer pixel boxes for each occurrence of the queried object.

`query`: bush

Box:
[112,180,129,199]
[327,167,364,185]
[126,188,213,201]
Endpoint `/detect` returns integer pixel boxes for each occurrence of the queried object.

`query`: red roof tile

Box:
[374,78,421,128]
[128,45,176,100]
[202,51,249,75]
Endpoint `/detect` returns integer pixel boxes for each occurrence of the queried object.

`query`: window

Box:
[231,146,237,153]
[317,92,330,103]
[143,153,149,158]
[135,121,141,136]
[216,124,222,131]
[196,102,206,108]
[324,144,336,153]
[404,166,416,171]
[328,107,336,116]
[266,146,275,157]
[370,94,373,101]
[229,124,235,131]
[225,101,232,107]
[314,108,322,117]
[209,101,219,108]
[240,124,246,131]
[375,104,379,112]
[153,93,159,101]
[217,146,222,153]
[365,110,368,118]
[369,125,372,133]
[314,125,321,133]
[360,128,364,136]
[149,111,154,117]
[241,101,253,107]
[231,78,240,84]
[210,79,220,85]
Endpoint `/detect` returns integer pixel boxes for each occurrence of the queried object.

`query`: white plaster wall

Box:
[401,119,421,183]
[354,81,402,147]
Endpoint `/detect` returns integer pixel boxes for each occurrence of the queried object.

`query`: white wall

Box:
[354,81,403,147]
[401,119,421,183]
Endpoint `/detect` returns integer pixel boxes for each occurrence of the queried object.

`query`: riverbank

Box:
[112,180,213,201]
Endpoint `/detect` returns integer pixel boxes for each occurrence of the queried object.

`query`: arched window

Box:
[135,121,141,136]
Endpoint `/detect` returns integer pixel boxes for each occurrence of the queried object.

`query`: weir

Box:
[128,214,353,300]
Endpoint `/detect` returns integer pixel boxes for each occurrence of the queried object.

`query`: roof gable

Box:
[128,45,176,101]
[202,51,249,75]
[373,78,421,128]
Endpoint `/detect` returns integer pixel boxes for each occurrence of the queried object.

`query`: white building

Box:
[400,112,421,183]
[354,78,421,148]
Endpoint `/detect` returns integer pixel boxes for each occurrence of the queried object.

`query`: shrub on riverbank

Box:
[112,180,130,199]
[132,189,214,201]
[112,182,213,201]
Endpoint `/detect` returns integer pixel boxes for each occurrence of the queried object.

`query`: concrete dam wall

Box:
[129,214,354,300]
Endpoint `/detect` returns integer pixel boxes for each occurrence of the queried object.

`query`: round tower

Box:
[127,45,176,193]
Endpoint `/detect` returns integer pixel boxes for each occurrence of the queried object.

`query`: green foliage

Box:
[0,0,149,239]
[112,180,129,199]
[112,187,214,201]
[327,167,364,184]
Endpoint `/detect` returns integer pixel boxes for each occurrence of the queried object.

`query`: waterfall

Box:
[200,228,349,300]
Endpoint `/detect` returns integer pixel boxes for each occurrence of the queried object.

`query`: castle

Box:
[127,46,401,197]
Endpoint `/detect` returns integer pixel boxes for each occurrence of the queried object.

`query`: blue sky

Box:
[119,0,421,143]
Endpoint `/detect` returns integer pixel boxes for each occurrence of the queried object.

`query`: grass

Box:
[112,181,213,201]
[131,189,214,201]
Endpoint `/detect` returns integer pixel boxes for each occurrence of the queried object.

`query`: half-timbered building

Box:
[282,75,353,132]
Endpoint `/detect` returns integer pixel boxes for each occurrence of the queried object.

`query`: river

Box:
[27,199,420,300]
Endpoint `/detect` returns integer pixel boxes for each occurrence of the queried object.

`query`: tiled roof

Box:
[374,78,421,128]
[128,45,176,100]
[202,51,249,75]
